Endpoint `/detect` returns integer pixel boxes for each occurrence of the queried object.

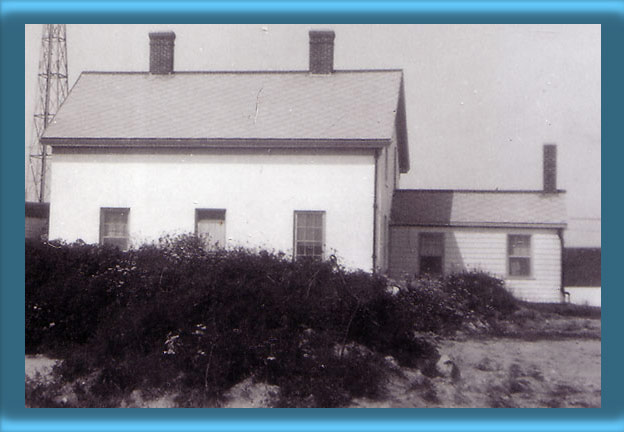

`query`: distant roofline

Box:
[390,221,567,229]
[394,188,567,194]
[80,69,404,75]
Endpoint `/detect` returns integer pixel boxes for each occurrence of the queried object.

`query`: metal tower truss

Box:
[27,24,69,203]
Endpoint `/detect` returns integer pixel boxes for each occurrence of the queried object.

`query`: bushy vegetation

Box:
[518,301,600,319]
[26,237,517,407]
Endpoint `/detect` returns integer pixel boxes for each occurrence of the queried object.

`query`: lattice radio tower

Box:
[27,24,69,203]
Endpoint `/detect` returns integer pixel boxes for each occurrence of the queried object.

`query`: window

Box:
[419,233,444,275]
[100,208,130,250]
[294,211,324,260]
[195,209,226,249]
[508,234,531,277]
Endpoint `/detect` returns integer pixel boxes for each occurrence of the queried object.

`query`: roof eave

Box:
[393,188,567,194]
[390,222,568,229]
[43,137,392,150]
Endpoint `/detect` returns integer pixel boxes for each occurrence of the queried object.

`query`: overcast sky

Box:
[24,24,601,246]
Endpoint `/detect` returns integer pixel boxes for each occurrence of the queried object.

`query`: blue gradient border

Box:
[2,1,618,431]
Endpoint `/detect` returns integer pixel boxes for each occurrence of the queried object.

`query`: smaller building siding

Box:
[389,226,562,303]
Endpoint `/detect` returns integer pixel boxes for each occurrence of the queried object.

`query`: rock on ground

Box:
[222,377,281,408]
[25,354,60,384]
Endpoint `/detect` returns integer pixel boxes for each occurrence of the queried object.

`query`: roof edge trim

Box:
[394,189,567,194]
[43,137,392,149]
[390,222,568,229]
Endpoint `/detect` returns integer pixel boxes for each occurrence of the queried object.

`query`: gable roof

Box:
[42,70,410,172]
[391,190,566,228]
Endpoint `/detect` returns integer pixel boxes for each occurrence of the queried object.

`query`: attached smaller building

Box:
[563,247,601,307]
[388,189,567,303]
[25,202,50,240]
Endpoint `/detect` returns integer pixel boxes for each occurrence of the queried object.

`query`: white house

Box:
[41,29,570,303]
[41,30,410,272]
[388,145,567,303]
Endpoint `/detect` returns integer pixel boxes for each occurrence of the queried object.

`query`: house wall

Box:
[49,148,376,271]
[389,226,563,303]
[373,128,399,272]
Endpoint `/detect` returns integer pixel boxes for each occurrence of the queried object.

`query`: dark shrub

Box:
[27,235,441,406]
[517,301,600,319]
[443,270,518,318]
[26,239,123,353]
[28,237,521,406]
[398,276,465,335]
[28,237,520,406]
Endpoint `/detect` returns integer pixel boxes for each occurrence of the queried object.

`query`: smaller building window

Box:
[294,211,325,260]
[419,232,444,275]
[508,234,531,277]
[196,209,226,249]
[100,208,129,250]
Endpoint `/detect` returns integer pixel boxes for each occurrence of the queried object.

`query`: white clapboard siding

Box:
[389,226,562,303]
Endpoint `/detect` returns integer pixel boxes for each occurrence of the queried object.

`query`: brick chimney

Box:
[149,31,176,74]
[309,30,335,74]
[543,144,557,193]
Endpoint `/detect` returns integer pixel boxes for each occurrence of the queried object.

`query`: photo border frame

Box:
[2,1,618,431]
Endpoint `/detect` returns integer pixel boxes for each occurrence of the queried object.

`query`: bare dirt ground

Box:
[351,337,601,408]
[26,316,601,408]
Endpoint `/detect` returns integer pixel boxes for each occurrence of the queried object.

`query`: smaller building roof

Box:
[391,190,566,228]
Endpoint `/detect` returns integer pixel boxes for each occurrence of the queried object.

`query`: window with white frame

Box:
[419,232,444,275]
[508,234,531,277]
[100,208,130,250]
[294,211,324,260]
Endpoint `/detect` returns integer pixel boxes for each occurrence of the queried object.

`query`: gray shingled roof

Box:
[42,70,409,171]
[391,190,567,228]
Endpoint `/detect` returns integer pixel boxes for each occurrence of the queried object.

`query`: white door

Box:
[196,209,226,249]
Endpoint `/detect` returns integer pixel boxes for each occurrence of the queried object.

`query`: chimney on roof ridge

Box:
[543,144,557,193]
[309,30,335,74]
[149,31,176,74]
